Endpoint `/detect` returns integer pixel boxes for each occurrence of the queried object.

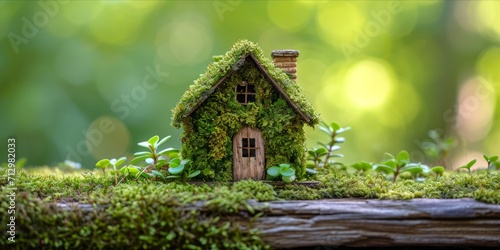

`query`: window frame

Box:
[235,81,256,105]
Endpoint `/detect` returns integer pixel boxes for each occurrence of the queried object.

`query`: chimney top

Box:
[271,50,300,81]
[271,50,300,57]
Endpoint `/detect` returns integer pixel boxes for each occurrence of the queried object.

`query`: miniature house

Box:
[172,40,319,181]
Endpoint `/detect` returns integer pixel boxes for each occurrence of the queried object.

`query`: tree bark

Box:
[245,198,500,248]
[57,198,500,248]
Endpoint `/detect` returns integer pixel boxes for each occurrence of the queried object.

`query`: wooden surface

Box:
[57,198,500,248]
[245,198,500,248]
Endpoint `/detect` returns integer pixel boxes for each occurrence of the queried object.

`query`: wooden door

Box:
[233,127,265,181]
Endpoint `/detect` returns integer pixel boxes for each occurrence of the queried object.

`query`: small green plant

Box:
[420,129,456,168]
[131,135,178,172]
[308,121,350,169]
[167,158,200,179]
[430,166,445,180]
[373,150,423,182]
[267,163,296,183]
[350,161,372,175]
[95,157,127,185]
[458,159,477,175]
[483,154,500,172]
[96,135,200,182]
[128,135,200,180]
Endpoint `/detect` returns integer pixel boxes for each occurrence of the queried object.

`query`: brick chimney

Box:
[271,50,299,81]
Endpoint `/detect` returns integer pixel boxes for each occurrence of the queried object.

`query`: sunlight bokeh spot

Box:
[475,1,500,40]
[62,2,101,26]
[169,20,212,65]
[477,47,500,84]
[485,129,500,156]
[344,59,394,109]
[156,13,213,65]
[317,2,366,45]
[89,3,142,45]
[456,77,496,143]
[267,1,313,32]
[379,82,422,128]
[127,1,159,12]
[316,63,348,110]
[87,116,131,161]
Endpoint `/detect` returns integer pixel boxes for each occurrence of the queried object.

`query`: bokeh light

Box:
[1,1,499,168]
[344,59,394,109]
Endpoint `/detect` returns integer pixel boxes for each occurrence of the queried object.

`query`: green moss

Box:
[1,168,499,248]
[173,40,320,181]
[0,170,271,249]
[171,39,319,128]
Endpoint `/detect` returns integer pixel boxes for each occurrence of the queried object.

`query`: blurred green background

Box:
[1,1,499,169]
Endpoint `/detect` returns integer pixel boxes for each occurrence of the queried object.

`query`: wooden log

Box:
[57,198,500,248]
[245,198,500,248]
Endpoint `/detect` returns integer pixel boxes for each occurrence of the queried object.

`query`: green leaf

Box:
[400,163,422,174]
[305,168,317,175]
[120,165,140,177]
[151,170,164,178]
[315,147,328,156]
[266,166,280,177]
[334,137,345,143]
[430,166,445,175]
[328,145,341,152]
[466,159,477,168]
[384,152,396,160]
[382,159,397,169]
[95,159,110,168]
[282,175,296,183]
[134,151,151,156]
[169,158,181,168]
[168,165,184,175]
[318,125,332,136]
[140,172,152,178]
[351,161,372,172]
[336,127,351,134]
[307,150,316,157]
[156,136,171,148]
[166,175,180,179]
[327,154,344,158]
[145,158,155,165]
[130,155,149,165]
[330,122,340,131]
[115,157,127,167]
[280,167,295,177]
[373,164,395,174]
[279,163,290,168]
[156,159,167,166]
[158,148,177,156]
[148,135,159,148]
[396,150,410,164]
[137,141,150,148]
[490,156,498,162]
[188,170,201,178]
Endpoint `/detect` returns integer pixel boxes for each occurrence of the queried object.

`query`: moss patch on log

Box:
[1,168,499,248]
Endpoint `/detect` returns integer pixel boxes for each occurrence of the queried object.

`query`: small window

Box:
[236,81,256,105]
[241,138,256,158]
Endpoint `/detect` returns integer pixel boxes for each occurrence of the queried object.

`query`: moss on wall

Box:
[172,40,320,181]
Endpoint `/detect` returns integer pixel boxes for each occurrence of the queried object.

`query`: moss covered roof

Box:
[171,39,320,128]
